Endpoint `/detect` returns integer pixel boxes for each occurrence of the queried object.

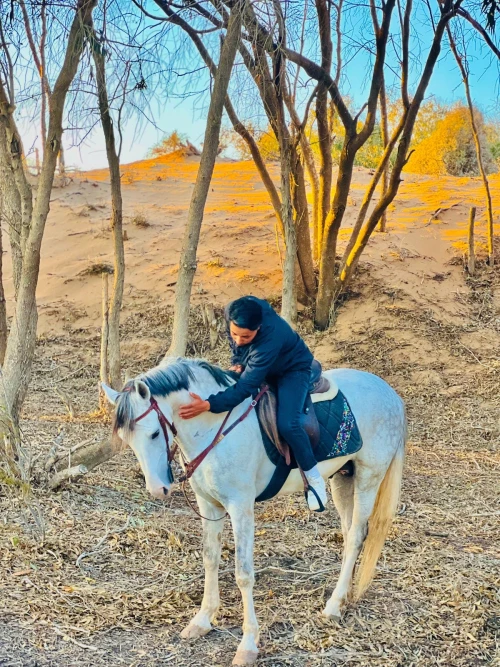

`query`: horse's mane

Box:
[113,359,233,436]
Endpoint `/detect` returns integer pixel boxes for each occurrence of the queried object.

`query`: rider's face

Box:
[230,322,259,347]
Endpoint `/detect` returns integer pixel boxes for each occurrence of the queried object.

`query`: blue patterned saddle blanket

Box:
[255,390,363,502]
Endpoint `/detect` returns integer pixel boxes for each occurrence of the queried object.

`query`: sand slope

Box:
[4,153,499,335]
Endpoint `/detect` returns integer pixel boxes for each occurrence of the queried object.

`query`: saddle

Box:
[256,360,337,466]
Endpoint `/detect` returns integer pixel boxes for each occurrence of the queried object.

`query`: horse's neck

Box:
[163,380,243,462]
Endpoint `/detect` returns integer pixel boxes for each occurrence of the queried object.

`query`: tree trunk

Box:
[300,133,320,260]
[291,145,316,300]
[314,0,398,329]
[339,110,407,274]
[168,3,243,357]
[272,0,297,324]
[58,143,66,177]
[203,303,219,349]
[48,437,125,490]
[100,272,110,398]
[0,0,97,422]
[280,140,297,325]
[159,3,284,234]
[0,84,33,295]
[283,90,320,264]
[91,25,125,389]
[315,0,333,258]
[447,26,495,266]
[316,86,333,258]
[242,43,315,301]
[0,123,24,295]
[378,74,389,232]
[0,207,7,365]
[315,138,357,328]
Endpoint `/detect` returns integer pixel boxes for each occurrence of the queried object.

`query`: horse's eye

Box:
[151,430,160,440]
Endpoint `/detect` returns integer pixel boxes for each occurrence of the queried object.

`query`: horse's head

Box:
[102,378,177,499]
[102,359,234,499]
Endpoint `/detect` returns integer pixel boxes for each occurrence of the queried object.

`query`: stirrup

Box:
[304,484,326,513]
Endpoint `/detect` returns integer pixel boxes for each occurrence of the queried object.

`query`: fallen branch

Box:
[47,437,125,489]
[425,201,463,226]
[49,464,88,490]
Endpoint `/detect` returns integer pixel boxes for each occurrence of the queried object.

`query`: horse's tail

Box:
[354,416,406,600]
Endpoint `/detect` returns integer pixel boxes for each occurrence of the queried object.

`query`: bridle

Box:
[134,397,178,484]
[133,386,269,489]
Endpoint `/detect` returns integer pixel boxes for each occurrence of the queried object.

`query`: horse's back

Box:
[324,368,405,447]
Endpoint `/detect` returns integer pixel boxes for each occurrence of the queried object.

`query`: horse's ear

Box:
[101,382,120,405]
[134,380,151,401]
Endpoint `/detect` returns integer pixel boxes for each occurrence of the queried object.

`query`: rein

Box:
[133,385,269,519]
[178,385,269,483]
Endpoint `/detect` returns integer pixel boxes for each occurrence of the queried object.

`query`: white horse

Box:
[103,358,406,666]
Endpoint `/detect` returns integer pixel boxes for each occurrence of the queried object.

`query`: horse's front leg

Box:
[228,501,259,666]
[181,496,225,639]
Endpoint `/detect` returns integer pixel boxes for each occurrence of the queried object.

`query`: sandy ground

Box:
[0,156,499,666]
[3,152,499,336]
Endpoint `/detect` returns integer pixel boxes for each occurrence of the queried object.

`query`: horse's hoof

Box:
[180,623,211,639]
[322,602,343,622]
[232,650,258,666]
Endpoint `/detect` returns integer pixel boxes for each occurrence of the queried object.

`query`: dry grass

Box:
[0,266,499,666]
[77,262,114,277]
[131,210,150,228]
[206,257,224,268]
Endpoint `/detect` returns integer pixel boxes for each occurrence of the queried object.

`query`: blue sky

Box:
[38,5,500,171]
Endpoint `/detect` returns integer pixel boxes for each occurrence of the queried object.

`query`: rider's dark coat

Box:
[207,297,313,413]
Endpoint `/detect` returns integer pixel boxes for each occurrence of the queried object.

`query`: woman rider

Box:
[178,296,328,511]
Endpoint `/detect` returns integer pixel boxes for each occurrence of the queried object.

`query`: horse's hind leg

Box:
[329,472,354,544]
[181,496,225,639]
[323,471,382,621]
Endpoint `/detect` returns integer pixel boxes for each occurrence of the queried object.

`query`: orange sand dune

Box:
[4,156,499,335]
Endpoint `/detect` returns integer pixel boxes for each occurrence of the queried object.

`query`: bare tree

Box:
[108,0,493,354]
[272,0,297,323]
[89,24,125,388]
[19,0,49,152]
[338,0,460,294]
[168,1,244,356]
[0,0,97,425]
[315,0,334,259]
[447,24,495,266]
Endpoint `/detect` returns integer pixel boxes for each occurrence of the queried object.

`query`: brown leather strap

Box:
[181,480,227,522]
[178,409,233,482]
[178,385,269,483]
[134,397,178,485]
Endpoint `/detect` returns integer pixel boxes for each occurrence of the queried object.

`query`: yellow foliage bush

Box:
[406,105,497,176]
[149,130,188,157]
[228,99,498,176]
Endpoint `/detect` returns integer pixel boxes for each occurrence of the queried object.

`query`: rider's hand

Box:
[178,393,211,420]
[230,364,244,374]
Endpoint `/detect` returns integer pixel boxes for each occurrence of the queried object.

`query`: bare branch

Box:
[457,6,500,60]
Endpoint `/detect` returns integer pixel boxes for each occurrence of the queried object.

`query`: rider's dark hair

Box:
[228,297,263,331]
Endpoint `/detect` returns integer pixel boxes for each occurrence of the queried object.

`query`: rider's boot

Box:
[304,465,328,512]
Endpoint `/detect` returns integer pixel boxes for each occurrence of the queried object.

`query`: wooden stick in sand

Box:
[468,206,476,276]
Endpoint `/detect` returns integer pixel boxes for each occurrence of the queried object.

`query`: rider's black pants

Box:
[275,367,316,472]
